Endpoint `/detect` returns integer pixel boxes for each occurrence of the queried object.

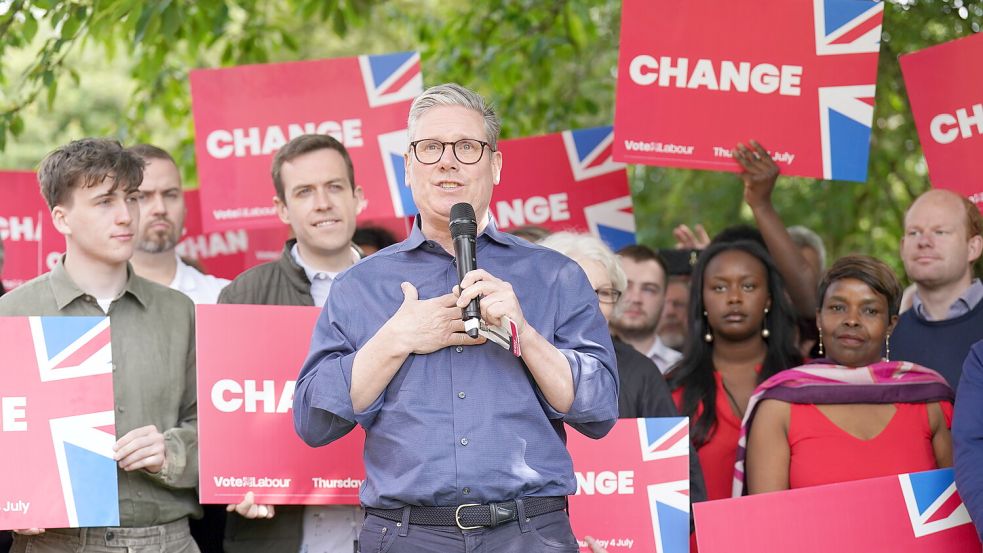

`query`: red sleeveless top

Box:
[788,402,938,489]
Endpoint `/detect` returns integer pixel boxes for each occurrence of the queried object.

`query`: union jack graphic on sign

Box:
[814,0,882,180]
[0,316,118,530]
[814,0,883,55]
[359,52,424,108]
[562,127,626,182]
[900,469,974,538]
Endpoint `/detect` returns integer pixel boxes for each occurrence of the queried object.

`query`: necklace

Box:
[720,379,747,419]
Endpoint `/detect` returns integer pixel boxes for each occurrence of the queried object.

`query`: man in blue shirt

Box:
[293,83,619,552]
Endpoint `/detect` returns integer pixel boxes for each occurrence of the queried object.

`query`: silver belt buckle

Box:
[455,503,482,530]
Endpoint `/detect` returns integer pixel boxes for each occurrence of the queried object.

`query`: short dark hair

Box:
[271,134,355,203]
[126,144,176,165]
[616,244,669,284]
[818,255,902,319]
[38,138,144,209]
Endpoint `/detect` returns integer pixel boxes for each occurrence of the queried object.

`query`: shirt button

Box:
[460,437,469,446]
[106,531,115,541]
[456,346,464,353]
[458,391,466,399]
[463,487,471,495]
[117,405,125,413]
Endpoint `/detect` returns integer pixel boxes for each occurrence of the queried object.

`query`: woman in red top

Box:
[744,255,953,494]
[669,239,802,500]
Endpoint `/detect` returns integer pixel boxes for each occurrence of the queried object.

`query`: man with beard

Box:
[611,244,681,373]
[127,145,229,304]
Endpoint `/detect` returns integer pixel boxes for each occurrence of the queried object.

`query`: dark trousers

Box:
[357,501,579,553]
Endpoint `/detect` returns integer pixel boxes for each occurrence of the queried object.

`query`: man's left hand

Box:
[734,140,779,210]
[456,269,527,336]
[114,425,166,474]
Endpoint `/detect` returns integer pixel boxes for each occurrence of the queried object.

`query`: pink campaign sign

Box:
[0,171,64,291]
[196,304,365,505]
[190,52,423,232]
[695,468,982,552]
[900,33,983,209]
[614,0,882,182]
[492,127,635,251]
[566,418,690,553]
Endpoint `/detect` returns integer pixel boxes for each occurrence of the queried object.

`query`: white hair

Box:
[539,232,627,293]
[407,83,501,149]
[788,225,826,270]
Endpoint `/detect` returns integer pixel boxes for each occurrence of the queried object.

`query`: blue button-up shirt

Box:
[293,219,619,508]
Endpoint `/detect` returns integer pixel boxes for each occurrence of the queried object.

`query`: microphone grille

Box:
[449,202,477,237]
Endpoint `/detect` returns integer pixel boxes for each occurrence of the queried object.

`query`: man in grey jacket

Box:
[218,133,364,553]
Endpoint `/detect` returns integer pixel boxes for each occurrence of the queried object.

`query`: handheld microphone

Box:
[449,202,481,338]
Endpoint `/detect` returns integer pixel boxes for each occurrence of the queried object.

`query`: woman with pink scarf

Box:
[738,255,953,496]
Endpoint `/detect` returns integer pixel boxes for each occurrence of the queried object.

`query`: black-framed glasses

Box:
[595,287,623,305]
[410,139,494,165]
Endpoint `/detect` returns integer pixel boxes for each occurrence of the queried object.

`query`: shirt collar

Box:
[290,242,359,282]
[50,256,150,310]
[912,278,983,320]
[396,212,512,253]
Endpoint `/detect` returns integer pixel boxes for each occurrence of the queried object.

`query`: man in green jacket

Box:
[218,133,365,553]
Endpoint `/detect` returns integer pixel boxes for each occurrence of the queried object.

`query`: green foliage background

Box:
[1,0,981,277]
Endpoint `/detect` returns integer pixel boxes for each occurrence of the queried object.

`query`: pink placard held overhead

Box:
[493,127,635,251]
[614,0,882,182]
[694,468,982,552]
[0,171,64,291]
[900,33,983,209]
[566,418,690,553]
[0,316,119,530]
[190,52,423,232]
[196,304,365,505]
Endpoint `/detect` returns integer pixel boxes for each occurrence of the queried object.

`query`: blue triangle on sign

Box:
[65,442,119,527]
[828,109,871,182]
[597,226,635,253]
[368,52,415,88]
[571,126,612,163]
[909,469,955,516]
[643,417,681,448]
[390,153,418,216]
[655,500,690,553]
[40,316,106,361]
[824,0,877,38]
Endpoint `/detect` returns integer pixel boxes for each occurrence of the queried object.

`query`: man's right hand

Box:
[13,529,45,535]
[387,282,485,355]
[226,491,275,519]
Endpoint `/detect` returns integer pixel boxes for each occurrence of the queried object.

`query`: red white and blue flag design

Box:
[567,417,690,553]
[190,52,423,232]
[696,468,982,552]
[614,0,881,182]
[493,126,635,251]
[900,469,974,538]
[0,316,118,530]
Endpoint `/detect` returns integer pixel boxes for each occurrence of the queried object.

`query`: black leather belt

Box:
[366,496,567,530]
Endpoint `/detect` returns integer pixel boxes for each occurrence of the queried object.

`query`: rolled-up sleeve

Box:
[293,283,360,446]
[954,341,983,542]
[541,262,619,439]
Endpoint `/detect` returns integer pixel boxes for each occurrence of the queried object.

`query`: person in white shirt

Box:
[127,145,228,304]
[611,244,682,373]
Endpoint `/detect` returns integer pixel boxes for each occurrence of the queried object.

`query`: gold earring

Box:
[761,307,770,339]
